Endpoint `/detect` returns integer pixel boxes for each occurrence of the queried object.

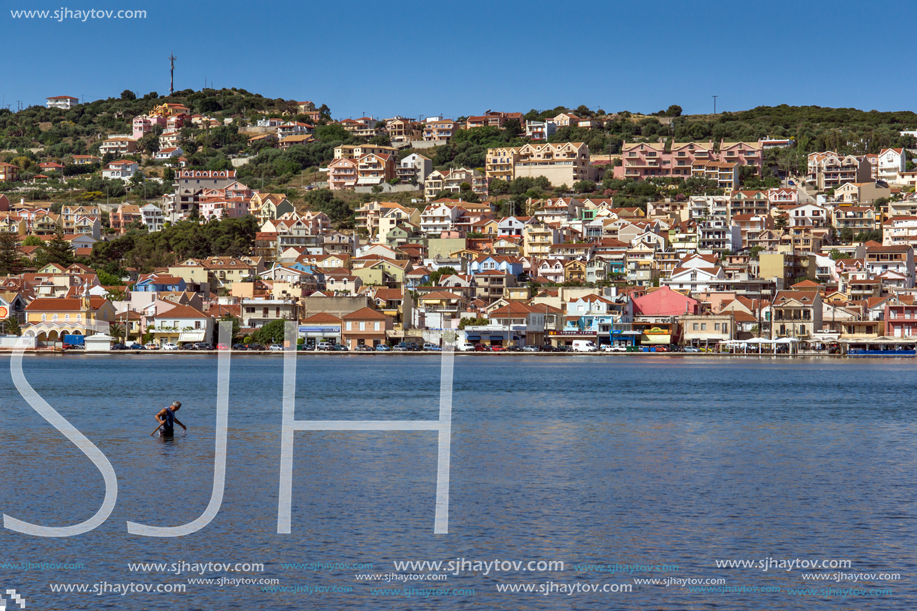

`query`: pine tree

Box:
[0,232,25,275]
[35,227,74,268]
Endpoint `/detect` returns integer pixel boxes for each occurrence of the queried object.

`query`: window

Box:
[374,321,380,331]
[692,323,698,330]
[41,314,46,322]
[346,321,352,331]
[714,323,720,331]
[701,323,706,331]
[195,321,201,329]
[52,314,58,322]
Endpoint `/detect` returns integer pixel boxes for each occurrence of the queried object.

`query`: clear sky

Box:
[3,0,912,119]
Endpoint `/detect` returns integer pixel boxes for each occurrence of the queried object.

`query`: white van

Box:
[572,340,598,352]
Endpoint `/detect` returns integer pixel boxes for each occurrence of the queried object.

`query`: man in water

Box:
[156,401,187,436]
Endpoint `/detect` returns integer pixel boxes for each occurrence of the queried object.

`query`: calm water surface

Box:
[0,355,914,610]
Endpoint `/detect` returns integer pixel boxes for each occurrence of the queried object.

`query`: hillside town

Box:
[2,96,917,355]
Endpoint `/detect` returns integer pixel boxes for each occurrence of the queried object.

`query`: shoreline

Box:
[0,349,892,358]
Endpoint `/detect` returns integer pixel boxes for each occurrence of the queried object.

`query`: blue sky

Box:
[3,0,912,119]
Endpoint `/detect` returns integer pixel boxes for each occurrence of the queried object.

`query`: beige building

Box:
[524,223,558,257]
[333,144,397,160]
[759,251,817,287]
[833,181,891,205]
[486,142,593,186]
[99,137,138,156]
[806,152,871,191]
[681,314,735,347]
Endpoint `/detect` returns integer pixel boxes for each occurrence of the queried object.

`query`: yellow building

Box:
[23,294,115,341]
[486,142,594,185]
[149,103,191,118]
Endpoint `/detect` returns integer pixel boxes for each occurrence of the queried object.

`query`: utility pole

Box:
[712,96,718,115]
[169,53,177,95]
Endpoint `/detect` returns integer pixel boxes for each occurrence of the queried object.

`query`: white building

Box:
[141,203,165,232]
[420,203,462,236]
[46,96,79,109]
[154,147,184,161]
[878,147,907,183]
[396,153,433,184]
[101,160,139,181]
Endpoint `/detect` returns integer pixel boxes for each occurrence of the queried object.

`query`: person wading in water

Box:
[154,401,187,437]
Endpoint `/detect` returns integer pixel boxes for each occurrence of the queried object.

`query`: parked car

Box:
[490,344,506,352]
[111,343,129,351]
[193,342,214,351]
[128,343,145,350]
[216,343,230,351]
[683,346,699,353]
[554,345,571,352]
[247,344,266,351]
[354,344,374,352]
[144,342,159,350]
[522,345,540,352]
[317,341,335,351]
[396,342,421,351]
[423,343,442,351]
[62,342,84,350]
[161,342,179,351]
[473,343,488,352]
[269,344,284,351]
[393,344,409,352]
[232,343,248,351]
[654,345,668,352]
[602,344,627,352]
[541,344,557,352]
[376,344,391,351]
[332,344,349,351]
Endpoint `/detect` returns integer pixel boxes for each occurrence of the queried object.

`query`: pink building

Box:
[718,141,764,175]
[614,140,764,180]
[199,197,248,221]
[885,299,917,338]
[631,286,699,316]
[615,142,714,179]
[132,115,167,139]
[328,158,358,190]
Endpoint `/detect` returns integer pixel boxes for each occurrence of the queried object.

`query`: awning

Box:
[179,331,206,342]
[465,335,481,341]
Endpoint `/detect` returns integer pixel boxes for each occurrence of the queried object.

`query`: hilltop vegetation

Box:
[2,89,917,220]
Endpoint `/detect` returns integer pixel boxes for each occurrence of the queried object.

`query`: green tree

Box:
[121,89,136,101]
[22,235,42,246]
[830,249,844,260]
[749,246,765,260]
[1,316,21,336]
[573,180,596,193]
[427,267,457,285]
[666,105,683,117]
[774,214,788,231]
[252,319,287,344]
[0,232,25,275]
[35,227,74,268]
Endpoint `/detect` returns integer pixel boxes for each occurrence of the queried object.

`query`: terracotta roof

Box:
[25,297,108,311]
[342,307,389,320]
